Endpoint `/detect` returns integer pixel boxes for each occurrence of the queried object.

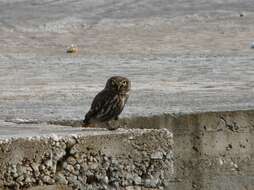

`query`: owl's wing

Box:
[83,89,113,124]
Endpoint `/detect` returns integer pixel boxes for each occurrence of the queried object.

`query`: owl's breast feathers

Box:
[83,89,129,125]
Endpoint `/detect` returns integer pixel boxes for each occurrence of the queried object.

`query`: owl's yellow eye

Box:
[122,81,127,86]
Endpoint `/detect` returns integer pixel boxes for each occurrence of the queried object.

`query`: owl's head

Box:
[105,76,131,93]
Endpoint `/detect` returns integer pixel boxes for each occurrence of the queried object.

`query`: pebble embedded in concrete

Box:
[55,173,68,185]
[42,175,55,185]
[151,151,164,160]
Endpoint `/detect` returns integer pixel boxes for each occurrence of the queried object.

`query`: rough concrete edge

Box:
[5,109,253,129]
[0,128,174,190]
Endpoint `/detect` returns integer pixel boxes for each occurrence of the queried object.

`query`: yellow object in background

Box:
[66,44,78,53]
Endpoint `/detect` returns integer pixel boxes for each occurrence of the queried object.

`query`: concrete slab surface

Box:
[0,119,143,140]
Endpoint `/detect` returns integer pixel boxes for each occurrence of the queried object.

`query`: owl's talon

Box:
[106,121,120,130]
[107,126,119,130]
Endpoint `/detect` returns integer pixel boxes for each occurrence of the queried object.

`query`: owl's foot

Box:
[106,121,120,130]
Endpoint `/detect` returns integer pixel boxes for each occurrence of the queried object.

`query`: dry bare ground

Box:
[0,0,253,122]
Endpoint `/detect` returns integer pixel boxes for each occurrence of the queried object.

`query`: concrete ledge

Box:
[0,128,173,190]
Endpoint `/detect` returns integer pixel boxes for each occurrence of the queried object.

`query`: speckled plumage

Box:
[83,76,131,126]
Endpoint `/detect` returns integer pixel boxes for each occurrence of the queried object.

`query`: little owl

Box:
[83,76,131,128]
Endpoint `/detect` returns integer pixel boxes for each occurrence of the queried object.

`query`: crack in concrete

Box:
[219,116,240,132]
